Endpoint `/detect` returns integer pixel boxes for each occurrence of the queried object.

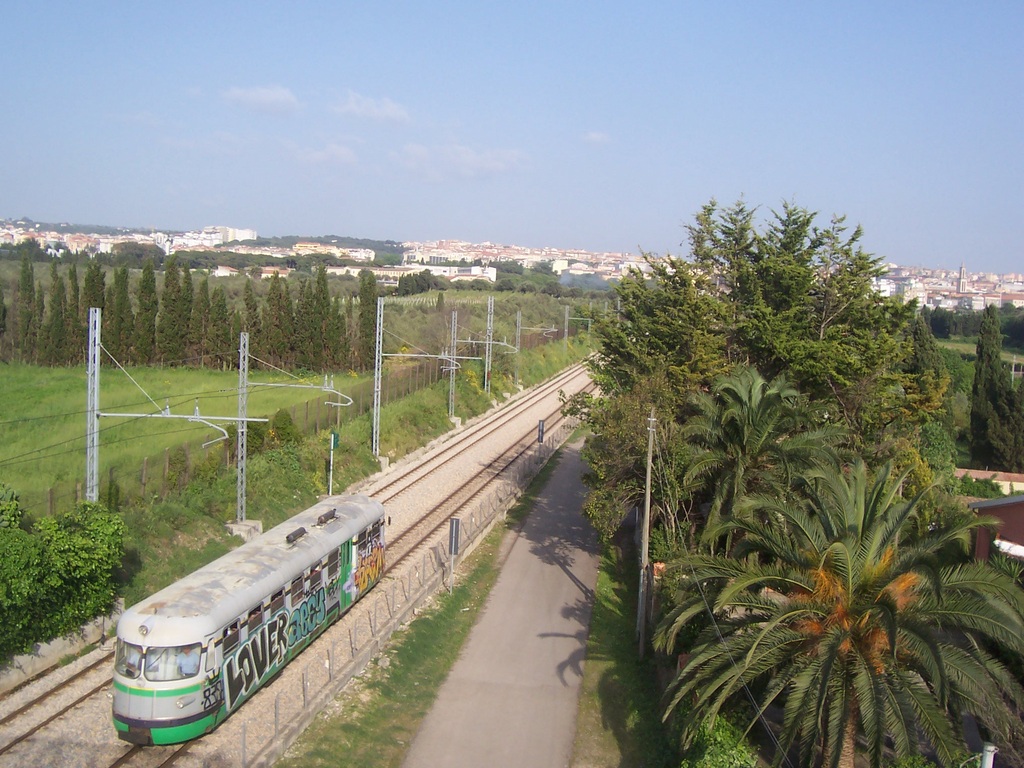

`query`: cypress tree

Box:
[34,283,45,363]
[65,263,83,359]
[208,286,231,370]
[17,255,36,362]
[180,264,194,361]
[189,276,211,366]
[970,304,1013,468]
[357,270,378,370]
[0,281,7,358]
[42,263,68,365]
[82,262,105,314]
[242,279,262,358]
[107,267,134,363]
[157,255,184,364]
[133,260,158,364]
[263,274,292,367]
[295,280,316,369]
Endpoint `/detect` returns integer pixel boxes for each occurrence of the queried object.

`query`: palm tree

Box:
[654,460,1024,768]
[680,366,844,549]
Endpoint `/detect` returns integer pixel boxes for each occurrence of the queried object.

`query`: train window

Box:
[143,643,203,682]
[290,577,304,604]
[308,565,322,589]
[247,605,263,633]
[223,621,239,655]
[115,640,143,679]
[270,589,285,614]
[327,549,340,581]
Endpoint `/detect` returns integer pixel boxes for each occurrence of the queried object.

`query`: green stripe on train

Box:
[112,712,224,744]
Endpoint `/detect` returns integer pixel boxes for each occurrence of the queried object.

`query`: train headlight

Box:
[139,617,155,636]
[176,696,196,710]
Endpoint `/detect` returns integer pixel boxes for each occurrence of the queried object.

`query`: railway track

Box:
[0,364,592,768]
[372,362,587,504]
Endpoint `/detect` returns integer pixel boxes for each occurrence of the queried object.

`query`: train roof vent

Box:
[286,527,307,545]
[317,508,338,526]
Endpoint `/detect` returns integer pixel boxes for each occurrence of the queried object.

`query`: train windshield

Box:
[142,643,203,682]
[114,640,143,679]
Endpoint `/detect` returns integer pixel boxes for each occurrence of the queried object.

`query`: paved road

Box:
[402,440,600,768]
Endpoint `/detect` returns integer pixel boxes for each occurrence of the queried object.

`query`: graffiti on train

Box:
[346,540,385,600]
[224,611,289,711]
[287,587,327,647]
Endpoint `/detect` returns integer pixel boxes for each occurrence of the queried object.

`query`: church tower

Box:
[958,262,967,294]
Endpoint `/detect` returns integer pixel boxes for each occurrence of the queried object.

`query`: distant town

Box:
[3,218,1023,309]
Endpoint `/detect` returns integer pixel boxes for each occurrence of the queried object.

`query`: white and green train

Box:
[112,494,386,745]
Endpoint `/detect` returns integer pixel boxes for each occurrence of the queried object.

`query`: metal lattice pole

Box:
[372,296,384,457]
[484,295,494,394]
[515,309,522,388]
[85,307,101,502]
[448,309,457,419]
[236,332,249,523]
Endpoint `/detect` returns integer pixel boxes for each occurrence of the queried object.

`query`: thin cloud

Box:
[294,142,358,165]
[161,131,252,155]
[222,85,300,114]
[583,131,611,145]
[394,143,527,182]
[335,90,409,122]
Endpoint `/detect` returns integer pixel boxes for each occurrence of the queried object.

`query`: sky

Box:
[1,2,1021,273]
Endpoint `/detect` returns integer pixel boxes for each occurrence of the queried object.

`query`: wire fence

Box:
[219,417,578,768]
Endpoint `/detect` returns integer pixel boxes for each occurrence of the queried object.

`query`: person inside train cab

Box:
[177,644,201,677]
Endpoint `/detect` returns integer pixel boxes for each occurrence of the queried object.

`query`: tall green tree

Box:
[101,267,134,363]
[0,280,8,357]
[327,295,349,370]
[207,286,232,369]
[157,255,185,364]
[357,270,378,370]
[590,255,727,398]
[188,276,211,366]
[241,278,262,358]
[17,255,36,362]
[970,304,1014,469]
[81,261,105,314]
[180,263,194,360]
[65,263,83,359]
[41,262,69,365]
[263,274,293,367]
[684,201,915,457]
[133,260,158,364]
[655,460,1024,768]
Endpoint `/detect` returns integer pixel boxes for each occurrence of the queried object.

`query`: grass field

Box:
[0,362,374,518]
[937,337,1024,362]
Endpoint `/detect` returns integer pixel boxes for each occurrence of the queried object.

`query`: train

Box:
[112,494,386,745]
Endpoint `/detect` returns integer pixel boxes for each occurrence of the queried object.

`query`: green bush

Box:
[891,756,939,768]
[957,475,1004,498]
[677,715,757,768]
[0,496,124,662]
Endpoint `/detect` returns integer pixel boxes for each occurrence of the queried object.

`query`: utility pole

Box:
[372,296,384,458]
[638,407,656,659]
[515,309,522,388]
[236,332,249,523]
[484,296,494,394]
[85,308,101,502]
[448,309,457,419]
